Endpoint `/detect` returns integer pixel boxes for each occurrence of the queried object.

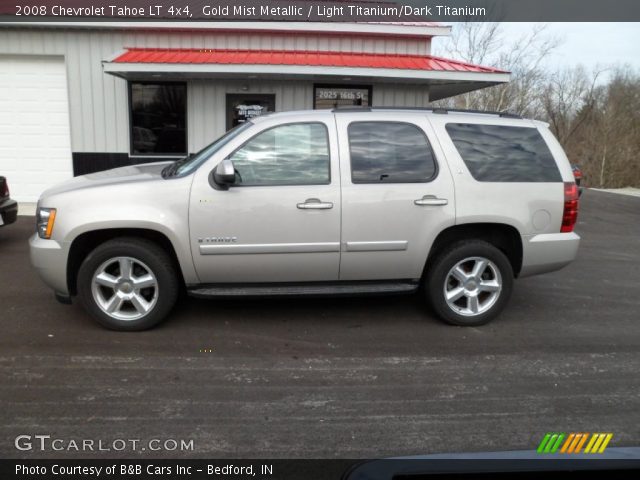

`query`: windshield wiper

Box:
[162,155,192,178]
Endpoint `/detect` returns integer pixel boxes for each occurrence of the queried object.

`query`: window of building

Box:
[314,84,371,110]
[130,82,187,155]
[227,94,276,130]
[445,123,562,182]
[348,122,437,183]
[229,122,330,186]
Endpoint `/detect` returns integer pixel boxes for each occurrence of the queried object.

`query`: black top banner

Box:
[2,0,640,22]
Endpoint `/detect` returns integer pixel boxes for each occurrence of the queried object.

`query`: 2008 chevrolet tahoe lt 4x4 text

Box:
[30,108,580,330]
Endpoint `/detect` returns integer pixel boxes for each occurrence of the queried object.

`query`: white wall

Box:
[0,27,431,154]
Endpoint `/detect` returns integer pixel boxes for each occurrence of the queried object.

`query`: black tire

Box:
[77,237,179,331]
[426,240,513,326]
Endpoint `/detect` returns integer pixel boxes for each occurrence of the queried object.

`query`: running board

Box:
[188,281,419,299]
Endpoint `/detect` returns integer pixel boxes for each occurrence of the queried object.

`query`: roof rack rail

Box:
[432,108,522,119]
[331,106,522,119]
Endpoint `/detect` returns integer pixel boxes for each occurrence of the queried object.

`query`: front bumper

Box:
[29,233,69,295]
[519,232,580,278]
[0,198,18,226]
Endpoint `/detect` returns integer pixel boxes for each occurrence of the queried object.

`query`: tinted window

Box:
[229,123,330,186]
[348,122,436,183]
[130,83,186,155]
[445,123,561,182]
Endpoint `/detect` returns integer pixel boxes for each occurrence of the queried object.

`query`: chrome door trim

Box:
[344,241,409,252]
[200,242,341,255]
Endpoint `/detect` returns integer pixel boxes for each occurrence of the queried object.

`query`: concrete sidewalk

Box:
[590,187,640,197]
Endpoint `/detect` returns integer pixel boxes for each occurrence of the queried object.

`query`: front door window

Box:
[228,123,330,186]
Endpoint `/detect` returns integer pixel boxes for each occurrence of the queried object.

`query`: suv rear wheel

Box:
[426,240,513,326]
[77,238,179,331]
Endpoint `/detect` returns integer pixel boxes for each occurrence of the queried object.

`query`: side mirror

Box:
[213,159,236,187]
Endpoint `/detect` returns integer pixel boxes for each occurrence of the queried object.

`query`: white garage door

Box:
[0,56,73,203]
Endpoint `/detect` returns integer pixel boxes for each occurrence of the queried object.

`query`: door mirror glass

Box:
[213,159,237,186]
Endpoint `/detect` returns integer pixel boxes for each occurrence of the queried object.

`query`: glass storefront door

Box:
[226,94,276,130]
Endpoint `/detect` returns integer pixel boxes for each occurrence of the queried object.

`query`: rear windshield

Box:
[445,123,562,182]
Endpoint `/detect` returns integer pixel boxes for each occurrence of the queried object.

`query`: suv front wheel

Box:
[77,238,179,331]
[426,240,513,326]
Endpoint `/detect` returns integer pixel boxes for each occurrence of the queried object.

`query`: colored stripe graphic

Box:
[550,433,565,453]
[585,433,614,453]
[597,433,613,453]
[537,433,565,453]
[537,433,552,453]
[544,434,558,453]
[538,433,612,454]
[574,433,589,453]
[584,433,599,453]
[560,433,576,453]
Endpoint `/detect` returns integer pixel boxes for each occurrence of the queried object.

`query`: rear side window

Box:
[445,123,561,182]
[348,122,437,183]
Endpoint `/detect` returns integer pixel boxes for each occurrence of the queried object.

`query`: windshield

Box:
[162,121,253,178]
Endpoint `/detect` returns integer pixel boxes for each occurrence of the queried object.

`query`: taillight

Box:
[561,182,579,233]
[0,180,8,197]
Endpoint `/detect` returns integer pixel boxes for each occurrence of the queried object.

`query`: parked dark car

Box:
[572,164,584,196]
[0,176,18,227]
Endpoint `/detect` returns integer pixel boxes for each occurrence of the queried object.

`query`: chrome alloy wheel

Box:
[443,256,502,317]
[91,256,159,321]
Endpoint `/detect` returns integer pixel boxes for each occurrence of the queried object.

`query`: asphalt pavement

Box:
[0,189,638,459]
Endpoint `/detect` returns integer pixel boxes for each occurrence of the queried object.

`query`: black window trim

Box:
[313,83,373,110]
[225,121,333,188]
[347,120,439,185]
[128,80,188,157]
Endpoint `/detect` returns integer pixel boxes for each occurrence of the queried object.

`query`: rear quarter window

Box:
[445,123,562,182]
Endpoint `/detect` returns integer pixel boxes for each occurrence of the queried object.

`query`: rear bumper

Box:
[0,198,18,226]
[519,232,580,278]
[29,233,70,295]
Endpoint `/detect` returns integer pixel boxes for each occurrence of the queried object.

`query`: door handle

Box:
[414,195,448,206]
[297,198,334,210]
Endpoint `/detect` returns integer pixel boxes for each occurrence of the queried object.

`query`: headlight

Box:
[36,208,57,239]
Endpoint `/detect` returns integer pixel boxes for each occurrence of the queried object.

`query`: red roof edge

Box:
[112,48,508,74]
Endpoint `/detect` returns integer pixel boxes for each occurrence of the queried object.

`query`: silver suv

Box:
[30,108,580,330]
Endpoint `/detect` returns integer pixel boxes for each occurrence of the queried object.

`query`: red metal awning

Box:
[103,47,510,101]
[111,48,505,74]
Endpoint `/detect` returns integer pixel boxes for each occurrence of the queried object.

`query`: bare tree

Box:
[542,66,603,145]
[444,22,503,66]
[434,23,560,116]
[564,67,640,188]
